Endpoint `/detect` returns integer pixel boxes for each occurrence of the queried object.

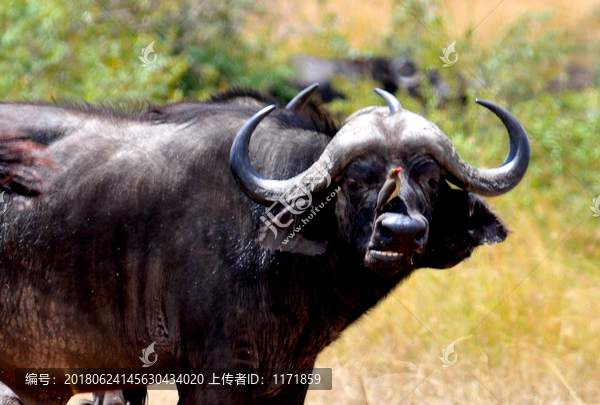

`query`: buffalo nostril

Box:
[415,229,426,243]
[380,224,393,239]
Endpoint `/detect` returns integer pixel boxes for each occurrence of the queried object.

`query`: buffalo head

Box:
[230,88,530,277]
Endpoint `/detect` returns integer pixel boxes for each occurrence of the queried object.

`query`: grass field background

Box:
[1,0,598,403]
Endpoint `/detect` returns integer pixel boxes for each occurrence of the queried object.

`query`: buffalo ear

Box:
[256,200,334,256]
[419,181,509,269]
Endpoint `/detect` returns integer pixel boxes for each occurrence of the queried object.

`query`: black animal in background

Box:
[292,55,451,103]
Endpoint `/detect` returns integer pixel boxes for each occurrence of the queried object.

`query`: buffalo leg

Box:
[176,384,255,405]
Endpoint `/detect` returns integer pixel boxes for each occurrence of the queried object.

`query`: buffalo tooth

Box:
[370,250,405,258]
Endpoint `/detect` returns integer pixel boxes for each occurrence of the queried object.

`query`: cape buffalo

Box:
[0,85,529,405]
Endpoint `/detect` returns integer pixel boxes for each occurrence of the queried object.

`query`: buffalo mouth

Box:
[365,247,422,266]
[364,247,420,276]
[366,214,428,267]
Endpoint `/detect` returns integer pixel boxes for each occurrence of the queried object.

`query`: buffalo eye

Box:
[348,180,360,193]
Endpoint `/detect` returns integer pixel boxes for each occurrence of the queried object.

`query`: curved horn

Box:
[374,88,402,113]
[231,103,358,205]
[286,83,319,110]
[436,99,530,196]
[230,105,283,204]
[231,97,529,207]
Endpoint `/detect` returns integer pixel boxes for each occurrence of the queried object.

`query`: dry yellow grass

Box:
[254,0,600,51]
